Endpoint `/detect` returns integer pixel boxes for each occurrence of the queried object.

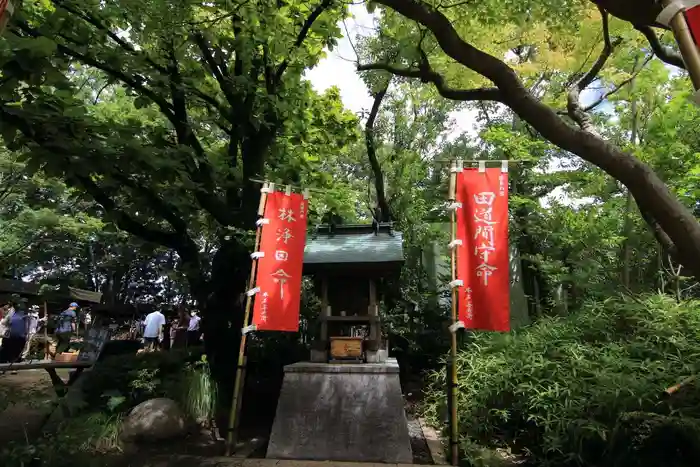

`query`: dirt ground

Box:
[0,368,70,444]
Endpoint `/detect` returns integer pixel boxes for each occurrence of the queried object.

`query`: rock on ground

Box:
[121,398,187,442]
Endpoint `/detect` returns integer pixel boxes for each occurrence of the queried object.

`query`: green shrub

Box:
[80,348,203,411]
[422,294,700,467]
[606,412,700,467]
[176,356,217,423]
[0,412,122,467]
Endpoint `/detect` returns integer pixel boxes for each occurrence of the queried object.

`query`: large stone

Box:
[266,359,413,463]
[121,398,186,442]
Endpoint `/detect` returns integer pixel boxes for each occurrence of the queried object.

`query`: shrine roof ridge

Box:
[304,223,404,265]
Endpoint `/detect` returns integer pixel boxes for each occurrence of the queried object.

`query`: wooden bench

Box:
[0,324,141,396]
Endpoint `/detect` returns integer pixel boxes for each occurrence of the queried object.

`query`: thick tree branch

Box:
[75,174,182,249]
[372,0,700,279]
[20,21,233,228]
[13,22,176,123]
[357,62,503,102]
[365,78,393,223]
[52,0,225,118]
[275,0,333,85]
[50,0,170,75]
[567,8,621,133]
[635,25,686,69]
[637,200,679,259]
[164,43,234,226]
[193,33,238,112]
[111,170,189,235]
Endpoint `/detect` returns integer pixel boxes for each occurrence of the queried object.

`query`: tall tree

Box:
[0,0,354,381]
[359,0,700,280]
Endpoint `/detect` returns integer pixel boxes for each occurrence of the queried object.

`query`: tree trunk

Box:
[366,79,393,222]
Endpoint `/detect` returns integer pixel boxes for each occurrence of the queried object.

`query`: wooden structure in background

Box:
[304,223,403,363]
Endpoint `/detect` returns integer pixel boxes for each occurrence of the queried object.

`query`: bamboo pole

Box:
[663,0,700,90]
[448,160,459,466]
[226,182,271,455]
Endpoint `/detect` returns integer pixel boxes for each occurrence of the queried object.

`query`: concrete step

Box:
[143,458,424,467]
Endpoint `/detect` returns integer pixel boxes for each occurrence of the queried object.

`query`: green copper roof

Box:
[304,224,404,265]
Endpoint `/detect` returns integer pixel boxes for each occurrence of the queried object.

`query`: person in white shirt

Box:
[142,309,166,351]
[22,305,46,360]
[186,311,202,347]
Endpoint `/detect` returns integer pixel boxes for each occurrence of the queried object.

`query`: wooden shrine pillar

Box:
[320,277,329,342]
[366,278,380,352]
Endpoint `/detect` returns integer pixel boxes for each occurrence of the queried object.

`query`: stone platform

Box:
[142,457,422,467]
[266,360,413,464]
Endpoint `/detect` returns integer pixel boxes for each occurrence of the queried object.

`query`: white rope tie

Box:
[242,324,256,335]
[246,287,260,297]
[449,321,465,333]
[447,202,462,211]
[501,160,509,173]
[478,161,486,173]
[448,239,463,249]
[250,252,265,260]
[657,0,700,26]
[449,279,463,288]
[256,218,270,227]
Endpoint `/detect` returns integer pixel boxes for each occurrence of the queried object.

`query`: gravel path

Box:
[0,368,66,444]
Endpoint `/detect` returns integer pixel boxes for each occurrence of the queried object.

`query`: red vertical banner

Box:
[686,6,700,45]
[252,191,308,331]
[456,167,510,332]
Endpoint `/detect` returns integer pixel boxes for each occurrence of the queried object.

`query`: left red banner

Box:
[252,191,308,332]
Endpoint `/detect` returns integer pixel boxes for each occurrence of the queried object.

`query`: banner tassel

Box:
[241,324,256,335]
[448,239,463,249]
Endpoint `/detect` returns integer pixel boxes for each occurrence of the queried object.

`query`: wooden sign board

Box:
[330,336,363,359]
[77,319,112,362]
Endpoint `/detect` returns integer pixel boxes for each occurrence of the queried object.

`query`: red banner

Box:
[686,6,700,45]
[456,168,510,332]
[252,191,308,332]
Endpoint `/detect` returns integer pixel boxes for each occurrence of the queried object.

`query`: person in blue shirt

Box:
[54,302,78,357]
[0,298,29,364]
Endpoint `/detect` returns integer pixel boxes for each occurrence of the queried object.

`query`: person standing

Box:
[0,298,29,364]
[186,310,202,347]
[0,303,11,348]
[171,307,189,349]
[142,308,166,352]
[54,302,78,357]
[21,305,46,361]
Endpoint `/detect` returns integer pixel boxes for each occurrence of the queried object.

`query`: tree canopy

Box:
[1,0,700,385]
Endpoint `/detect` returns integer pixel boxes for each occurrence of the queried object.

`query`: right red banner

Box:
[686,6,700,45]
[456,168,510,332]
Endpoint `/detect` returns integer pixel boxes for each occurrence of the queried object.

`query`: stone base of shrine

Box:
[266,359,412,464]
